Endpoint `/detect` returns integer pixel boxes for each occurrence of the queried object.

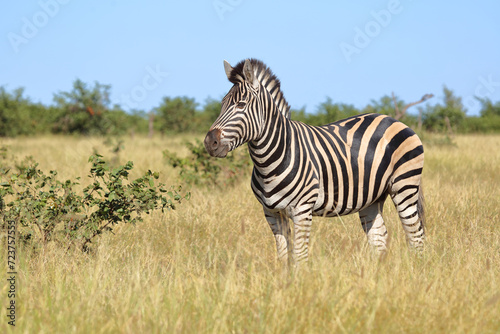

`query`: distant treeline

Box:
[1,79,500,137]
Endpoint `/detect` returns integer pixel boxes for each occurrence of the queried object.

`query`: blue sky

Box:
[1,0,499,116]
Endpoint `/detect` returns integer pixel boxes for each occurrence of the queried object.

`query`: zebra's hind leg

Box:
[264,209,292,265]
[359,198,389,252]
[391,185,425,251]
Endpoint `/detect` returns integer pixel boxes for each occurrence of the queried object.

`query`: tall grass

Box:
[1,134,499,333]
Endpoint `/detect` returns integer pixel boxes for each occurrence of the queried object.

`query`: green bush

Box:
[0,87,56,137]
[422,86,467,132]
[163,139,252,188]
[155,96,198,134]
[460,113,500,133]
[419,133,457,147]
[0,152,187,252]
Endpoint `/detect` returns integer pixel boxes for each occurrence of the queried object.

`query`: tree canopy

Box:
[0,80,499,137]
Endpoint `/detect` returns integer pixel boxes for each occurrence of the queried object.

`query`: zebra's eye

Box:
[236,101,246,109]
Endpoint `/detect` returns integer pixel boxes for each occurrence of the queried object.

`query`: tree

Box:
[52,79,114,135]
[197,97,222,132]
[477,97,500,118]
[202,97,222,122]
[422,86,467,132]
[290,106,308,123]
[362,95,402,117]
[307,97,359,125]
[0,86,52,137]
[105,107,148,136]
[461,97,500,133]
[155,96,198,134]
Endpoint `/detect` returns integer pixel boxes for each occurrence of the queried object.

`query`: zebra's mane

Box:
[228,59,291,119]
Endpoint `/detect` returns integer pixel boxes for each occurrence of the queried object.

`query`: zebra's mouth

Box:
[204,129,230,158]
[211,145,230,158]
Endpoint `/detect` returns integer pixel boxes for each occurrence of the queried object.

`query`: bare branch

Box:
[392,92,400,119]
[393,93,434,120]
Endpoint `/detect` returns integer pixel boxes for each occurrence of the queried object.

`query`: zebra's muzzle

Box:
[204,129,230,158]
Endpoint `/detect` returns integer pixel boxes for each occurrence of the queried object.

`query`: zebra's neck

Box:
[248,98,292,174]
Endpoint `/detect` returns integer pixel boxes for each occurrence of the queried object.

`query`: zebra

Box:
[204,58,425,264]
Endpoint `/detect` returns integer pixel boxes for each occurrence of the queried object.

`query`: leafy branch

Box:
[0,152,188,252]
[163,139,252,188]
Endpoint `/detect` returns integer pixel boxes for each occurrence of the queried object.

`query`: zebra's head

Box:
[204,58,290,158]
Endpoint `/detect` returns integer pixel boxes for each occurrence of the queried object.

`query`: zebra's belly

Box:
[311,177,388,218]
[251,166,387,216]
[312,206,359,217]
[311,198,383,217]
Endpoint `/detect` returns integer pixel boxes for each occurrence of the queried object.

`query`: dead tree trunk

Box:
[417,108,423,132]
[392,92,434,120]
[444,116,453,136]
[148,111,154,139]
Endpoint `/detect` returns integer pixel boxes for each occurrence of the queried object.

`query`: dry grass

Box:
[1,134,499,333]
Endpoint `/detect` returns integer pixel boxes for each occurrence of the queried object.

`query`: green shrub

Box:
[419,133,457,147]
[163,139,252,188]
[460,115,500,133]
[0,152,188,252]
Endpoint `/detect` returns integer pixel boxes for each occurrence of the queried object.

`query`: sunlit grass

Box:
[1,134,499,333]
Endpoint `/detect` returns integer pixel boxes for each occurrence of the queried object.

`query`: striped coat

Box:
[205,59,425,263]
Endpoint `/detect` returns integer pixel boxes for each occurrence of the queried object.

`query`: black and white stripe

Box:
[205,59,425,263]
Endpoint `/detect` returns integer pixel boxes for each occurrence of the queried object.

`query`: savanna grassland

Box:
[1,134,499,333]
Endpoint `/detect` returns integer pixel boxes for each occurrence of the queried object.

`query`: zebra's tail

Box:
[417,185,426,231]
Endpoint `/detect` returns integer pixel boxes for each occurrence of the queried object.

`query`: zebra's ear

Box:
[243,59,259,89]
[223,60,233,80]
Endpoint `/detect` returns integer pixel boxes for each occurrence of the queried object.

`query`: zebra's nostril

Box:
[204,128,222,154]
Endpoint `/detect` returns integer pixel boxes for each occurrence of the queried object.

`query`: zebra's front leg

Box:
[290,208,313,264]
[264,209,292,265]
